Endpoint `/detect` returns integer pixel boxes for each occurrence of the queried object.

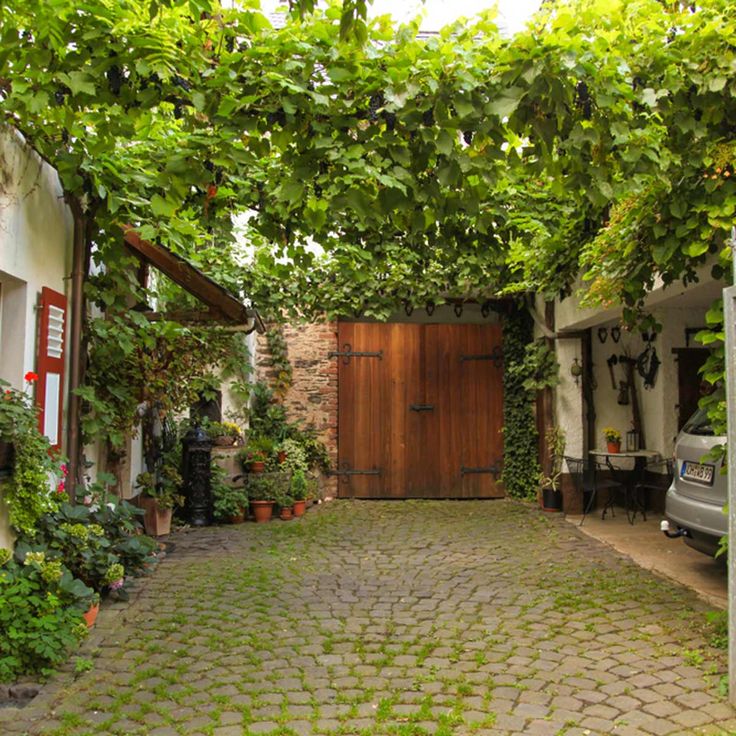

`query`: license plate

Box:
[681,461,715,486]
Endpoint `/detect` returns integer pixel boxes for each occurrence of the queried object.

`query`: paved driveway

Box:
[5,500,734,736]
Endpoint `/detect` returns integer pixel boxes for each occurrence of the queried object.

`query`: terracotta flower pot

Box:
[280,506,293,521]
[292,500,306,517]
[228,510,246,524]
[140,496,173,536]
[249,461,266,474]
[606,440,621,454]
[83,603,100,628]
[251,500,274,523]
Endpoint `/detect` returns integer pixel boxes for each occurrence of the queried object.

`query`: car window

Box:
[682,407,714,436]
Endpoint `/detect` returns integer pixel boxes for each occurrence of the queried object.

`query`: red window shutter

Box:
[36,287,67,451]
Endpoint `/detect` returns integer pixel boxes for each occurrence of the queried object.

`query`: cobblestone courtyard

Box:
[5,500,735,736]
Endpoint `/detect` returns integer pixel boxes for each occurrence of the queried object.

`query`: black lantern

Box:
[626,429,640,452]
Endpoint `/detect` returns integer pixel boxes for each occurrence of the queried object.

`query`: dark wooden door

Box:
[337,322,504,498]
[674,348,710,430]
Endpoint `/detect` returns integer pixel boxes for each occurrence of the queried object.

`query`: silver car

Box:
[665,407,727,557]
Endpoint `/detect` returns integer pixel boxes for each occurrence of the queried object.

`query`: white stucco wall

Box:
[0,128,74,551]
[555,337,584,459]
[555,277,718,473]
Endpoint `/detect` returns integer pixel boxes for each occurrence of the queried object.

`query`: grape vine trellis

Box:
[0,0,734,460]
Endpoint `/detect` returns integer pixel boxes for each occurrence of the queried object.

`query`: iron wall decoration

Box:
[328,343,383,365]
[570,358,583,385]
[597,327,608,343]
[606,354,618,390]
[460,345,503,367]
[454,303,464,318]
[425,302,435,316]
[481,301,492,318]
[610,326,621,343]
[637,343,660,389]
[404,302,414,316]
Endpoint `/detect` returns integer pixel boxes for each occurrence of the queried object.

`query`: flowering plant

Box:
[0,376,64,534]
[602,427,622,443]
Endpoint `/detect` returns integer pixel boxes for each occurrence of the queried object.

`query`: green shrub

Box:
[0,555,92,682]
[290,469,308,501]
[211,464,248,521]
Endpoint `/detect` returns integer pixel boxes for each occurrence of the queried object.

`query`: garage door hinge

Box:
[460,345,503,367]
[332,462,382,481]
[461,463,502,479]
[328,343,383,365]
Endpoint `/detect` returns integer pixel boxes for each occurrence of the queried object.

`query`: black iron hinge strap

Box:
[328,343,383,365]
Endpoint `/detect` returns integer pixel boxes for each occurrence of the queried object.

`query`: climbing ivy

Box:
[501,306,540,501]
[265,327,293,399]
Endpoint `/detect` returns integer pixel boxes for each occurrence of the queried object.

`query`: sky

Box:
[367,0,541,34]
[259,0,542,35]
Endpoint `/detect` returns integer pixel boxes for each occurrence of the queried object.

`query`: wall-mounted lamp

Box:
[570,358,583,386]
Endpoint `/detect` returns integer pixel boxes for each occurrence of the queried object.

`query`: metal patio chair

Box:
[564,455,625,526]
[630,457,675,523]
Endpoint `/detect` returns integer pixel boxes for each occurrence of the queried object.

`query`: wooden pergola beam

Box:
[122,225,264,333]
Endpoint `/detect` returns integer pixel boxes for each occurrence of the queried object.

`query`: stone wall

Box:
[255,322,339,497]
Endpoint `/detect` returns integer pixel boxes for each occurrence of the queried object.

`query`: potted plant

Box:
[207,421,240,447]
[135,464,183,536]
[246,474,276,523]
[239,435,274,474]
[290,469,308,517]
[211,465,248,523]
[603,427,622,453]
[279,494,294,520]
[539,426,566,512]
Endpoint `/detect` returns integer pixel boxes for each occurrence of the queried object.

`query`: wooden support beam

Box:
[122,225,264,332]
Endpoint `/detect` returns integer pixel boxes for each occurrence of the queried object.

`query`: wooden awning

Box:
[122,225,265,333]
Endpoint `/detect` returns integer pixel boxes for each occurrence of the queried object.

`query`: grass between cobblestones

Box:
[4,500,734,736]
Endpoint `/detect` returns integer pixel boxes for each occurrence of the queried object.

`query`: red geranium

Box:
[24,371,39,383]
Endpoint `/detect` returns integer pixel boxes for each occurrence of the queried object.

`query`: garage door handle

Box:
[410,404,435,412]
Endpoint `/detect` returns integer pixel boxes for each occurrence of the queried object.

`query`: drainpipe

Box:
[66,200,87,498]
[723,225,736,705]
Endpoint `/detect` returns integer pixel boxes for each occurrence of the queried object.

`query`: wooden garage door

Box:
[337,322,504,498]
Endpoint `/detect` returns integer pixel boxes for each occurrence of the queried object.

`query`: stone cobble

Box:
[2,500,732,735]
